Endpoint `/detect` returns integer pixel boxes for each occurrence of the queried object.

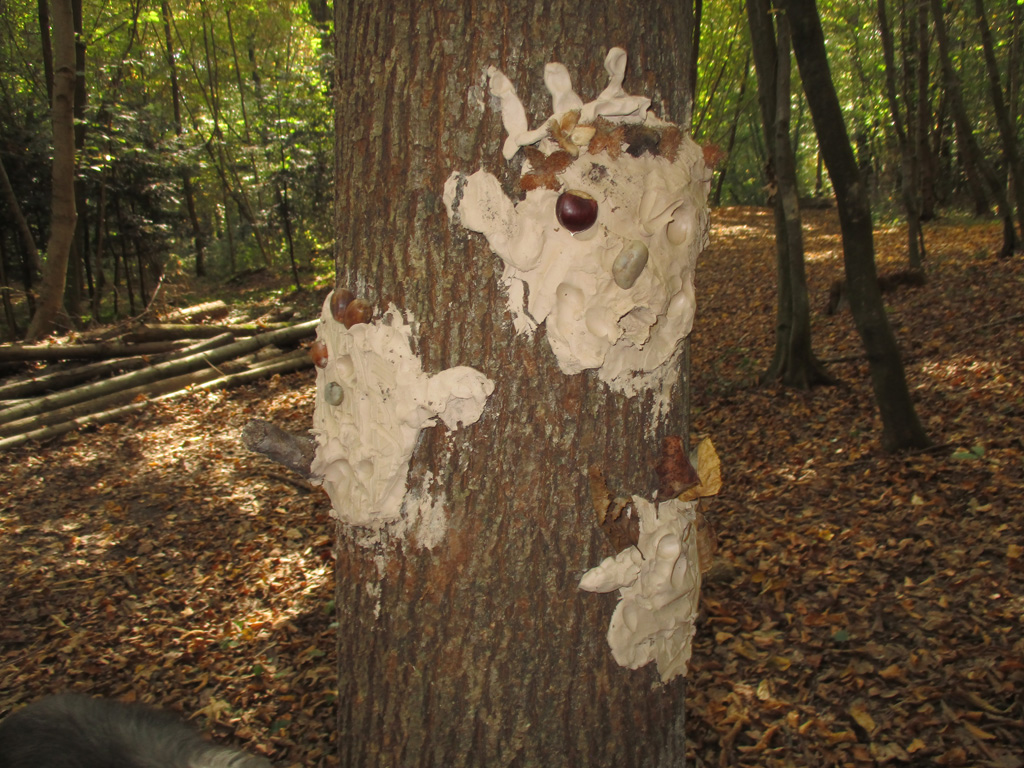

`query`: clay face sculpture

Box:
[444,47,711,421]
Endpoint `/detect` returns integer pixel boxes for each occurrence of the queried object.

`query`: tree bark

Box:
[781,0,930,451]
[332,0,697,765]
[746,0,830,389]
[25,0,78,342]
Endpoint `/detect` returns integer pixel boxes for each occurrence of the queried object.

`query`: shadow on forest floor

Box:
[1,206,1022,766]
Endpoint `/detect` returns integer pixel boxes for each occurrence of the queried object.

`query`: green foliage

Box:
[692,0,1023,208]
[0,0,332,333]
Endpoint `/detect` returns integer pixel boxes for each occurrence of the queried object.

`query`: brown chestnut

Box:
[343,298,373,328]
[310,339,329,368]
[330,289,356,323]
[556,189,598,233]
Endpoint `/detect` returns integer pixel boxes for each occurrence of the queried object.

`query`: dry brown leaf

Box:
[655,435,699,499]
[849,701,877,735]
[679,437,723,501]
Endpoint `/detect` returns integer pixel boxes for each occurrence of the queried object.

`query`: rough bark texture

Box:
[26,0,77,342]
[781,0,930,452]
[333,1,694,765]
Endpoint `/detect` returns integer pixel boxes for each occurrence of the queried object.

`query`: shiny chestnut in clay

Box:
[343,298,373,328]
[556,189,598,233]
[330,289,356,323]
[310,339,329,368]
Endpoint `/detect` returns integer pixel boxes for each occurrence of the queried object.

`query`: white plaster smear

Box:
[310,295,493,532]
[579,497,701,682]
[444,48,710,422]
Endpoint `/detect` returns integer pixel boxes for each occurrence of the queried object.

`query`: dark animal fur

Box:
[0,694,272,768]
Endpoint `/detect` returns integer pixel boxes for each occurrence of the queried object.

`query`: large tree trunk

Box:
[331,1,700,765]
[781,0,930,452]
[746,0,829,388]
[26,0,77,342]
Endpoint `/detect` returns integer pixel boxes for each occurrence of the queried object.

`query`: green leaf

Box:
[952,445,985,460]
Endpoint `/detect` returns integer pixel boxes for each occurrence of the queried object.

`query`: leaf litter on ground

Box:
[1,207,1022,767]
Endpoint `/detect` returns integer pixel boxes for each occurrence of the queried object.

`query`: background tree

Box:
[780,0,931,451]
[331,0,698,764]
[930,0,1016,256]
[26,0,76,341]
[877,0,926,269]
[746,0,831,389]
[971,0,1024,244]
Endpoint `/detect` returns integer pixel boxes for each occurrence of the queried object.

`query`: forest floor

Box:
[1,206,1022,767]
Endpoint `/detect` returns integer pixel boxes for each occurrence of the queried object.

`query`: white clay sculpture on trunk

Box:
[444,47,712,427]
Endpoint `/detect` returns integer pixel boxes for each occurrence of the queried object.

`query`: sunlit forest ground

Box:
[1,206,1022,767]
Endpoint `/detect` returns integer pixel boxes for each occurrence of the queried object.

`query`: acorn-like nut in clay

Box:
[330,289,356,323]
[556,189,599,233]
[612,240,649,289]
[310,339,329,368]
[325,381,344,406]
[343,298,373,328]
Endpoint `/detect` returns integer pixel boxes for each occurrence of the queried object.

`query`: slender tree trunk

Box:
[90,173,107,322]
[332,0,700,764]
[713,54,750,206]
[0,237,20,336]
[773,17,829,388]
[916,0,937,219]
[781,0,930,451]
[690,0,702,128]
[37,0,53,105]
[161,0,207,277]
[931,0,1017,255]
[972,0,1024,244]
[878,0,926,269]
[66,0,88,324]
[930,0,991,215]
[276,183,300,290]
[0,154,42,274]
[747,0,829,388]
[26,0,77,342]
